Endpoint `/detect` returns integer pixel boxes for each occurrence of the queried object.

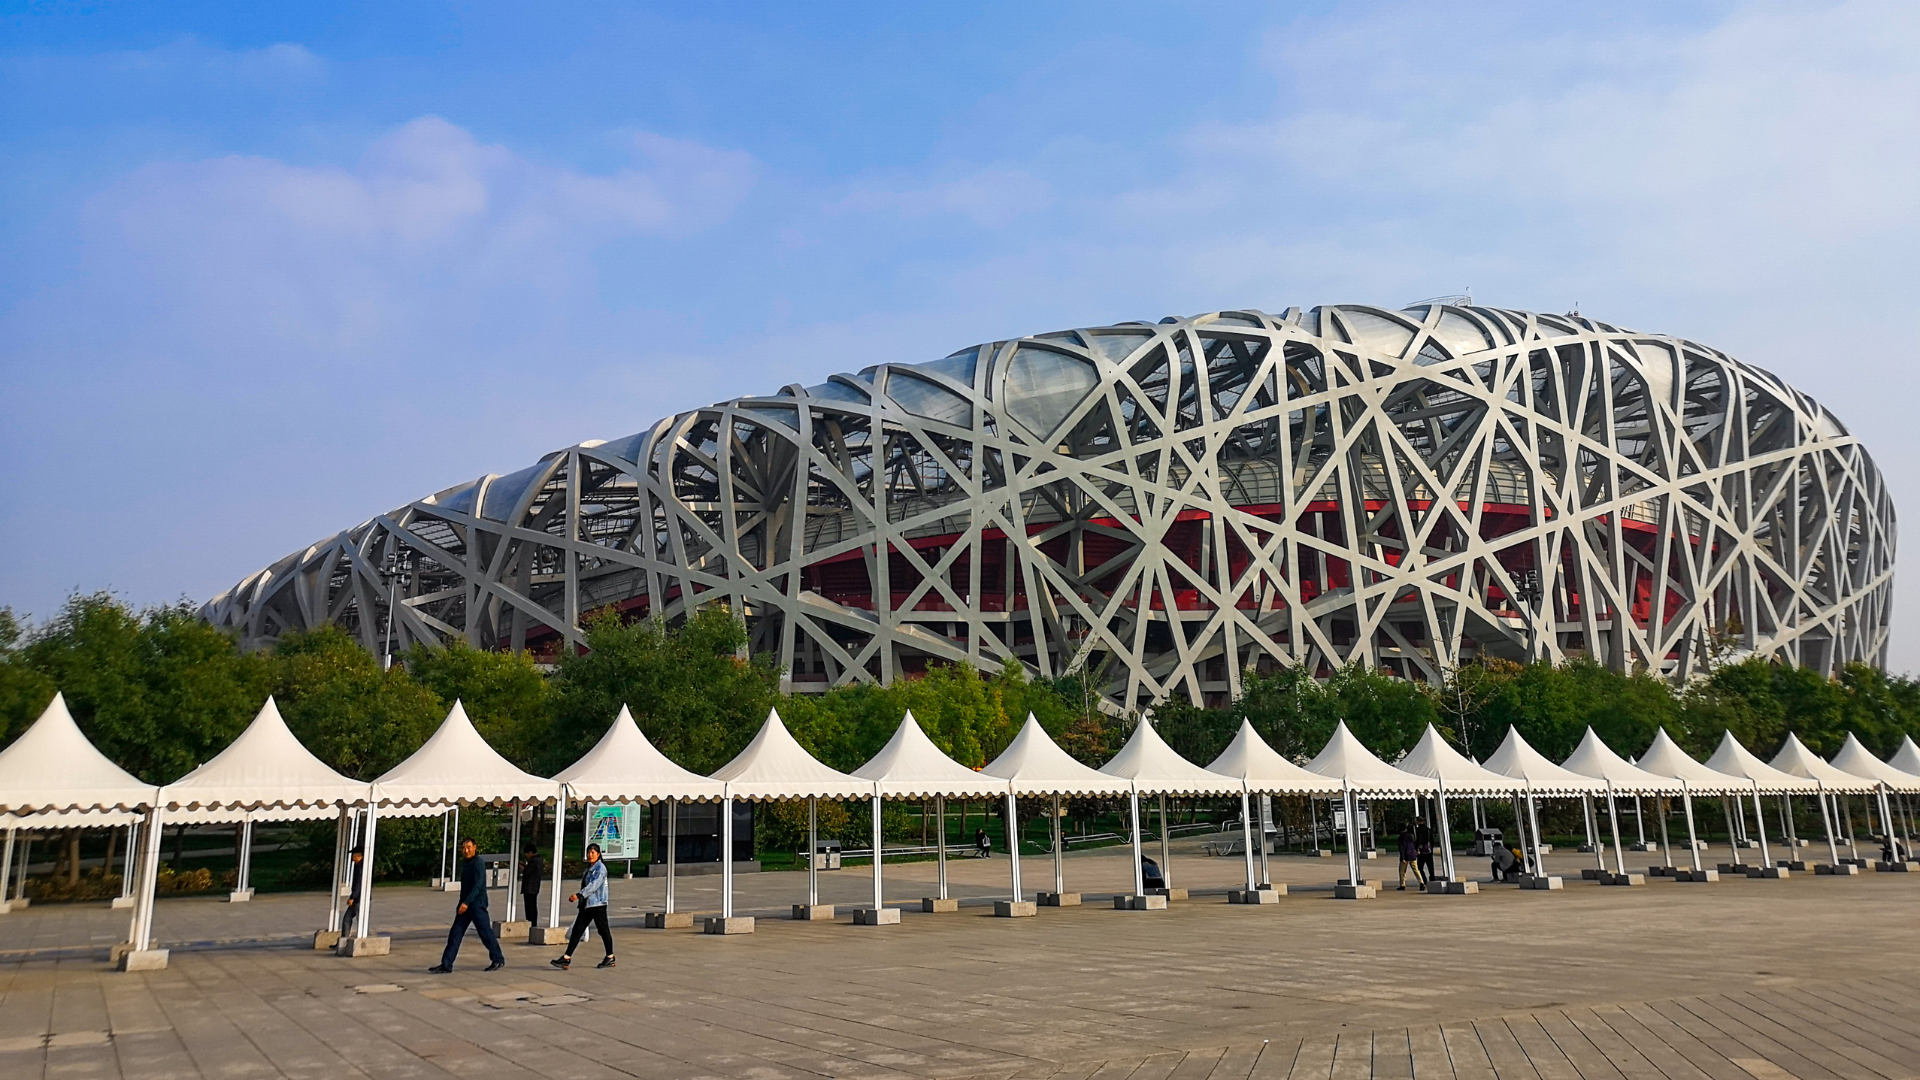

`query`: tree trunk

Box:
[65,830,82,887]
[103,827,119,887]
[172,824,187,871]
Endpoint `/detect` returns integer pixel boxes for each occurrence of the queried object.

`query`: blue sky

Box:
[5,2,1919,668]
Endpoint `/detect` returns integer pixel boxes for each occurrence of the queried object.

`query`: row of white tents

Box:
[3,691,1918,970]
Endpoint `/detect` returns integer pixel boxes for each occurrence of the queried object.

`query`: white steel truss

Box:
[203,304,1895,709]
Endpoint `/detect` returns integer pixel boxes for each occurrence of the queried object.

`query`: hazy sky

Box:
[4,2,1918,669]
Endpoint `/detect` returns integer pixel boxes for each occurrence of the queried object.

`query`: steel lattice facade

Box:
[203,304,1895,709]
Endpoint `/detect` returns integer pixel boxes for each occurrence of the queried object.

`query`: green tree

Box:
[1321,664,1439,757]
[1236,664,1333,760]
[0,608,57,746]
[273,625,444,778]
[406,641,552,770]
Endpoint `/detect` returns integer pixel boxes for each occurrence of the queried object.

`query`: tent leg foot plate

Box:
[703,917,755,935]
[1037,892,1080,906]
[645,912,694,928]
[993,901,1037,917]
[791,904,835,921]
[117,949,168,972]
[853,908,899,925]
[920,897,958,912]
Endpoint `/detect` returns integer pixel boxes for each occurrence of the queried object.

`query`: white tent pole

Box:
[1437,778,1455,881]
[354,804,379,940]
[1680,783,1702,873]
[721,792,735,920]
[1878,785,1897,860]
[1781,794,1796,847]
[548,793,565,929]
[1815,782,1839,866]
[0,828,13,908]
[120,821,138,899]
[1842,795,1858,859]
[1633,795,1646,849]
[437,810,449,885]
[1655,794,1672,868]
[935,795,948,901]
[664,800,677,914]
[237,819,254,894]
[326,807,346,932]
[1157,793,1171,889]
[1051,793,1064,895]
[447,807,458,881]
[1605,781,1627,876]
[505,799,521,923]
[132,808,164,950]
[1585,797,1606,872]
[1006,789,1023,901]
[1309,797,1319,852]
[806,796,818,906]
[1239,789,1256,891]
[1722,797,1739,861]
[870,788,883,913]
[1256,795,1271,886]
[12,833,27,903]
[1128,787,1145,897]
[1343,781,1359,888]
[1524,787,1545,879]
[1751,784,1772,868]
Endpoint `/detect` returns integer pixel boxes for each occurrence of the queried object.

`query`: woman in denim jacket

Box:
[551,842,615,970]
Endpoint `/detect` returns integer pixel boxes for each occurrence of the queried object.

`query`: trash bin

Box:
[481,853,513,887]
[1471,828,1504,857]
[804,839,842,870]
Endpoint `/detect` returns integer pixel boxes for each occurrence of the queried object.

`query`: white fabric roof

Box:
[373,700,559,808]
[1099,719,1241,795]
[0,694,155,814]
[1484,728,1608,795]
[1205,720,1343,794]
[1891,736,1920,776]
[852,711,1009,799]
[1769,733,1875,793]
[1703,732,1819,793]
[1635,728,1752,794]
[1830,733,1920,793]
[6,809,142,830]
[554,705,725,803]
[982,714,1131,796]
[1303,722,1438,795]
[160,697,368,818]
[710,708,872,800]
[1561,728,1684,793]
[1397,725,1527,795]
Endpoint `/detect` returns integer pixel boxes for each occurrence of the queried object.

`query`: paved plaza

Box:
[3,840,1919,1080]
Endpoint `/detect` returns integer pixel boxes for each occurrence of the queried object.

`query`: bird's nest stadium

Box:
[204,304,1895,710]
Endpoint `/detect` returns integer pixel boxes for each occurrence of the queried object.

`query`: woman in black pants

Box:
[550,843,614,970]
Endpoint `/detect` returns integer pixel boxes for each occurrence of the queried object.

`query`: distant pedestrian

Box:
[551,842,614,970]
[341,846,366,930]
[974,829,991,858]
[520,843,544,922]
[429,839,505,974]
[1396,825,1419,890]
[1141,855,1166,892]
[1415,822,1436,884]
[1489,844,1522,882]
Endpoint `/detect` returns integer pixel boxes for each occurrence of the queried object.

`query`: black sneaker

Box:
[485,960,505,971]
[428,965,452,974]
[550,956,570,970]
[596,956,616,969]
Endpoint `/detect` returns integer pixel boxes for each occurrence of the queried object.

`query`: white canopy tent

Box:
[1099,719,1242,901]
[1486,728,1606,886]
[981,714,1130,914]
[1561,729,1682,880]
[154,697,370,951]
[1704,733,1820,870]
[1398,725,1526,884]
[1206,720,1343,888]
[708,708,871,931]
[1891,736,1920,777]
[365,701,560,950]
[1829,733,1920,863]
[1636,729,1763,875]
[0,694,158,957]
[553,705,724,928]
[1304,722,1438,895]
[851,711,1008,916]
[1770,733,1882,865]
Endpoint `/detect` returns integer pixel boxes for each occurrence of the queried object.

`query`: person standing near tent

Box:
[551,842,614,970]
[974,828,990,857]
[341,846,365,930]
[1415,821,1437,884]
[520,842,543,922]
[1396,824,1419,890]
[429,838,505,974]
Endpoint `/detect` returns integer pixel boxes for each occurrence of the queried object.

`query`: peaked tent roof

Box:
[1703,732,1819,792]
[1303,722,1438,795]
[0,694,156,814]
[1484,728,1608,795]
[554,705,725,803]
[1561,728,1684,793]
[982,714,1131,796]
[1768,733,1875,793]
[161,697,368,817]
[852,711,1009,798]
[1829,733,1920,793]
[711,708,872,800]
[1206,720,1344,794]
[1099,719,1242,795]
[1891,736,1920,776]
[1398,725,1527,795]
[1635,728,1752,793]
[373,700,560,809]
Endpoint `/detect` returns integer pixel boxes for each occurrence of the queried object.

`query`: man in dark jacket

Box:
[341,846,365,930]
[520,843,544,923]
[429,838,505,973]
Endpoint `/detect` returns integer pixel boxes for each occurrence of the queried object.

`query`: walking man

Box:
[429,838,505,973]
